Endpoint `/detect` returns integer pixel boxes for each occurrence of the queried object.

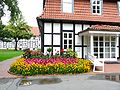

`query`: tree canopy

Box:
[0,0,21,23]
[4,18,33,50]
[0,0,33,50]
[0,0,21,41]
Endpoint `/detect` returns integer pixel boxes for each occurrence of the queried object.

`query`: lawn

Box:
[0,49,23,61]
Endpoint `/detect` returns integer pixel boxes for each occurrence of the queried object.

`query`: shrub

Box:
[9,58,92,76]
[64,49,78,58]
[23,48,43,58]
[23,48,31,58]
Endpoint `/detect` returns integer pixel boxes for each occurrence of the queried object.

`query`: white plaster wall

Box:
[75,35,82,45]
[75,47,82,58]
[53,35,60,45]
[53,47,60,55]
[84,36,88,45]
[44,23,52,33]
[63,23,73,30]
[83,24,90,30]
[75,24,82,34]
[44,34,52,45]
[53,23,60,33]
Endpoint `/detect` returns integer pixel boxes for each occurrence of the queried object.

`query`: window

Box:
[118,1,120,15]
[91,0,102,15]
[63,32,73,50]
[62,0,74,13]
[93,36,116,59]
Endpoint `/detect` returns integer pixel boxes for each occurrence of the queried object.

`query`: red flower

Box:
[60,49,64,52]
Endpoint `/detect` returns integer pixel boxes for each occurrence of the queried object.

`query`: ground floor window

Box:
[93,36,116,58]
[63,32,73,50]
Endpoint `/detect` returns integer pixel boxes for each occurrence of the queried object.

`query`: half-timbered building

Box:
[37,0,120,61]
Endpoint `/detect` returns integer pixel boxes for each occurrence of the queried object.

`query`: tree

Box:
[0,0,21,23]
[0,24,13,42]
[4,18,33,50]
[0,0,21,42]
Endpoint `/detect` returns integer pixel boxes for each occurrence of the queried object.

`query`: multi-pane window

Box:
[91,0,102,15]
[118,1,120,15]
[63,32,73,50]
[93,36,116,59]
[62,0,74,13]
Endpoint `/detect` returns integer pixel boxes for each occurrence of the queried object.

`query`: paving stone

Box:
[7,78,21,90]
[0,78,14,90]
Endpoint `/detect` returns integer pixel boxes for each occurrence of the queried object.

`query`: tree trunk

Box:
[15,39,18,51]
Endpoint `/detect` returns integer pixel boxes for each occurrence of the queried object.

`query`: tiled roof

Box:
[39,0,120,23]
[88,25,120,31]
[79,25,120,33]
[31,27,40,36]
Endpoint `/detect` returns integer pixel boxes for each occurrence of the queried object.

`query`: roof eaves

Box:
[37,17,120,24]
[78,28,120,35]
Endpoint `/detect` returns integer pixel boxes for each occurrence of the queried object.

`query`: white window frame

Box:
[93,36,116,59]
[91,0,102,15]
[118,1,120,16]
[63,32,73,50]
[61,0,74,13]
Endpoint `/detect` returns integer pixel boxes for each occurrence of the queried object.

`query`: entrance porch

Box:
[78,25,120,61]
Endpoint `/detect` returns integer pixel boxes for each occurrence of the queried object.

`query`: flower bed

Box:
[9,58,91,76]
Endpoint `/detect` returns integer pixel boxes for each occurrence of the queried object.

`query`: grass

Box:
[0,49,23,61]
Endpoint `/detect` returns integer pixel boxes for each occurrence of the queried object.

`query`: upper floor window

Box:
[62,0,74,13]
[91,0,102,15]
[118,1,120,15]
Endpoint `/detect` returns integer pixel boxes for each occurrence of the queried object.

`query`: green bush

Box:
[64,49,78,58]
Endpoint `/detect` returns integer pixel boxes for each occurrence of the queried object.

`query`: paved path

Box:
[0,56,21,78]
[0,75,120,90]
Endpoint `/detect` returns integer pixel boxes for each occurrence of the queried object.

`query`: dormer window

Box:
[91,0,102,15]
[118,1,120,15]
[62,0,74,13]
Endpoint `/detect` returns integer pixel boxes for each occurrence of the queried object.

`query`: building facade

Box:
[0,27,41,50]
[37,0,120,61]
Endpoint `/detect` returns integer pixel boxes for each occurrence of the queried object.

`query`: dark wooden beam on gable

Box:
[43,0,46,9]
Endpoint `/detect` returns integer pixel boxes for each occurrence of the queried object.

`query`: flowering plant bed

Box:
[9,57,91,76]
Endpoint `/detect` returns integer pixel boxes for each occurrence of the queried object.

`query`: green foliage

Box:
[63,49,78,58]
[23,48,31,58]
[30,55,49,59]
[4,18,33,40]
[4,18,33,50]
[47,48,52,53]
[0,0,21,23]
[23,48,49,59]
[0,24,12,42]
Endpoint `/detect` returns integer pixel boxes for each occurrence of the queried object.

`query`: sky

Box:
[2,0,43,27]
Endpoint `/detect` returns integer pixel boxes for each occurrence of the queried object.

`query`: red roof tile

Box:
[79,25,120,33]
[38,0,120,23]
[89,25,120,31]
[31,27,40,36]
